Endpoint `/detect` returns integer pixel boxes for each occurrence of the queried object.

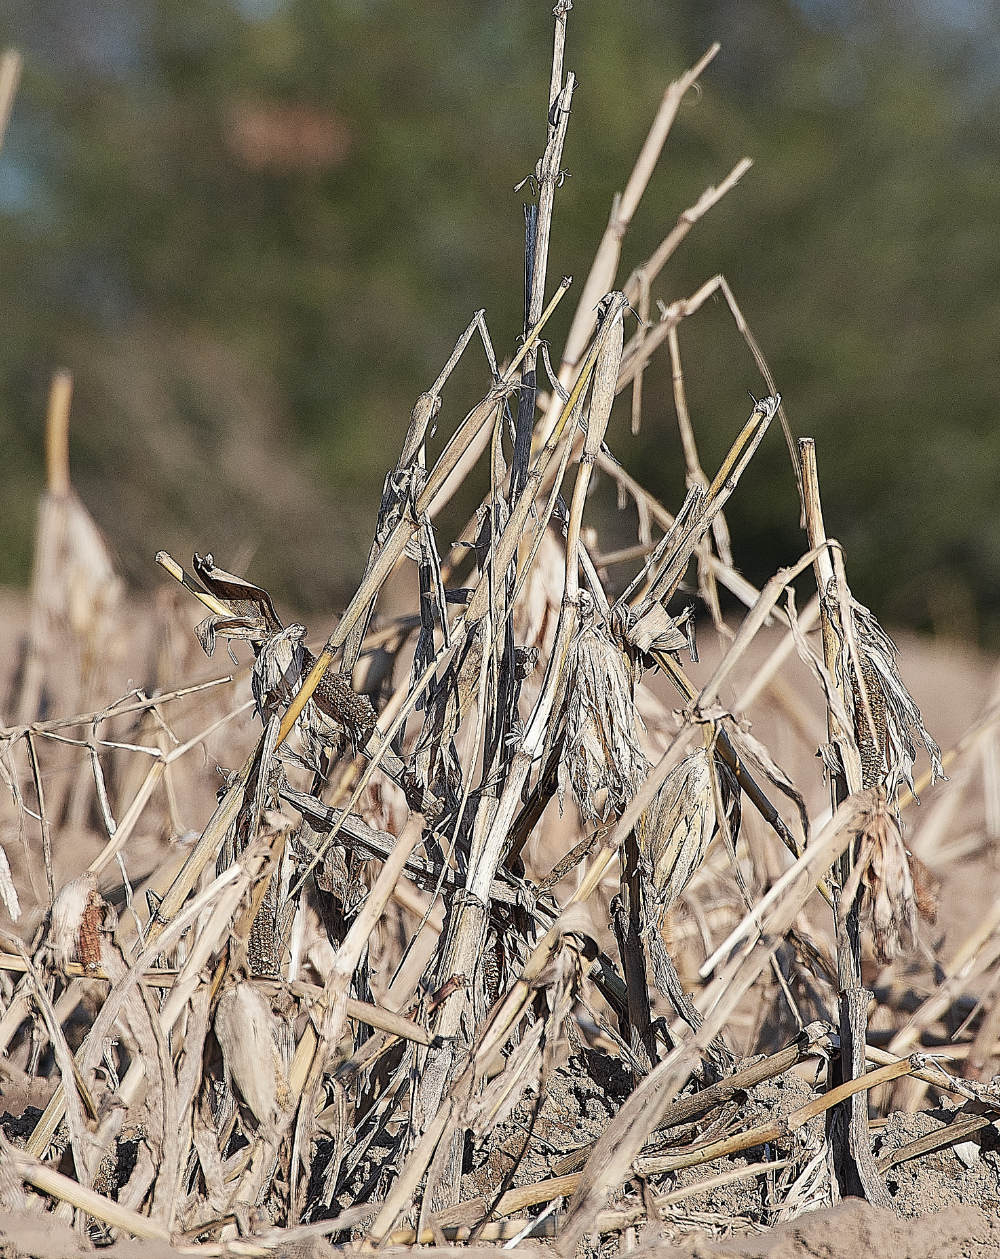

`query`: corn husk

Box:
[0,837,19,923]
[830,589,945,801]
[637,748,730,920]
[214,982,293,1141]
[560,601,649,823]
[47,872,99,969]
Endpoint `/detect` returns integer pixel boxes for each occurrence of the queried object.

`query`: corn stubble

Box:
[0,15,994,1255]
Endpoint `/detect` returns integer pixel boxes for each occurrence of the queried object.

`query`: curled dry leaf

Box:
[619,601,691,657]
[841,790,936,963]
[191,553,378,764]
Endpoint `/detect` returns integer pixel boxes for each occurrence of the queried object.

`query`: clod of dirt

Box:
[636,1199,1000,1258]
[874,1104,1000,1216]
[0,1210,91,1259]
[462,1048,634,1198]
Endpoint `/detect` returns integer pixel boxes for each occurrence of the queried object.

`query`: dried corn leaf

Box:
[637,748,723,919]
[841,790,934,963]
[193,552,284,631]
[621,602,691,656]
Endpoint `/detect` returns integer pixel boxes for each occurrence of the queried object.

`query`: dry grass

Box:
[2,15,1000,1256]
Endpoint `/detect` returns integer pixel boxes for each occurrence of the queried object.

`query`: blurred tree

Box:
[0,0,997,640]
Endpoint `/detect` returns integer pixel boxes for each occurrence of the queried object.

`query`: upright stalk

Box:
[800,437,889,1208]
[511,6,575,498]
[413,296,627,1157]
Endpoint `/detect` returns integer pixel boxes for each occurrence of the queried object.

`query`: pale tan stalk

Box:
[9,1143,173,1241]
[617,272,723,389]
[45,371,73,496]
[143,736,259,944]
[624,159,753,308]
[735,593,821,714]
[465,295,626,910]
[312,812,423,1054]
[799,437,891,1207]
[0,49,22,156]
[595,445,762,609]
[0,675,233,740]
[695,543,836,711]
[28,853,261,1156]
[560,44,720,374]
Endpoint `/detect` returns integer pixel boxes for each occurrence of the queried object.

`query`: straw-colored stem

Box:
[0,675,233,740]
[24,731,54,906]
[87,760,165,876]
[542,158,748,448]
[559,44,720,375]
[155,551,231,617]
[634,1058,914,1175]
[143,735,260,943]
[0,49,22,157]
[627,159,754,311]
[341,310,492,676]
[876,1111,997,1175]
[45,370,73,496]
[11,1147,173,1241]
[595,446,761,609]
[617,272,722,391]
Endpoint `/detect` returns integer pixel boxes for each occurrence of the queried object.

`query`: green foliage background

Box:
[1,0,998,639]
